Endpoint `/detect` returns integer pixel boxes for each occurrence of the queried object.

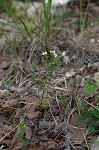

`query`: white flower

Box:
[51,50,58,57]
[62,51,66,56]
[42,51,58,57]
[42,51,47,55]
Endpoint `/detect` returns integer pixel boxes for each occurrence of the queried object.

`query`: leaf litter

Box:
[0,1,99,150]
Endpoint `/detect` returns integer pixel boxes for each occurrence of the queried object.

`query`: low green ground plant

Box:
[77,77,99,134]
[16,121,29,150]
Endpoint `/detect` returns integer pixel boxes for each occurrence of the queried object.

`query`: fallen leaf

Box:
[0,115,7,124]
[0,128,11,142]
[39,120,51,129]
[40,99,49,110]
[29,139,56,150]
[93,72,99,82]
[27,110,40,119]
[1,106,16,114]
[65,69,76,78]
[0,56,9,69]
[24,96,38,110]
[0,89,9,98]
[25,126,32,140]
[10,136,19,150]
[28,142,44,150]
[47,138,56,150]
[68,113,87,144]
[3,97,20,107]
[0,60,9,70]
[0,139,11,147]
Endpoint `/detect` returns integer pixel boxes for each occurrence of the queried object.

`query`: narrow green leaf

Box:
[19,17,33,42]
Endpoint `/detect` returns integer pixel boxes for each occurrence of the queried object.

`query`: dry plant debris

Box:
[0,1,99,150]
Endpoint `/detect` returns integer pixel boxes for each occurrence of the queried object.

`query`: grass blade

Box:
[19,17,33,42]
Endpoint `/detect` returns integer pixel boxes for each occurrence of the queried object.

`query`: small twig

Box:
[0,126,17,142]
[52,86,71,92]
[84,99,99,111]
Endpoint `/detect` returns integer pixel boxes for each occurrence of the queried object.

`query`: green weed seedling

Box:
[77,77,99,134]
[85,77,98,95]
[79,0,89,42]
[16,121,28,150]
[6,79,13,87]
[41,52,62,101]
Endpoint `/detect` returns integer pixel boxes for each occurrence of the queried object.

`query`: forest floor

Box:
[0,1,99,150]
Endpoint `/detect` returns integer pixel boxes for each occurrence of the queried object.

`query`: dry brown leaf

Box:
[24,96,38,110]
[65,70,76,78]
[0,139,11,147]
[0,60,9,69]
[68,113,87,144]
[14,109,25,119]
[0,115,7,124]
[41,99,49,110]
[24,96,49,112]
[10,136,19,150]
[0,89,9,98]
[28,142,44,150]
[0,128,12,147]
[1,106,16,114]
[0,128,11,139]
[25,126,32,140]
[27,110,40,119]
[93,72,99,81]
[47,138,56,150]
[28,139,56,150]
[0,55,9,70]
[3,98,20,107]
